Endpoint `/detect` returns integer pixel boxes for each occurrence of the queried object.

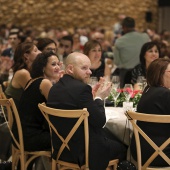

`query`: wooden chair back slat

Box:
[125,111,170,170]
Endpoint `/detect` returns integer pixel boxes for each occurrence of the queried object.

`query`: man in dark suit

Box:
[47,52,127,170]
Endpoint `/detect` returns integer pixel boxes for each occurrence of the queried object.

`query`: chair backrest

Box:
[0,84,6,99]
[2,81,10,89]
[38,103,89,169]
[0,84,3,93]
[125,111,170,170]
[0,98,24,155]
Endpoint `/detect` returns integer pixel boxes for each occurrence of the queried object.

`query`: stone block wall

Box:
[0,0,158,32]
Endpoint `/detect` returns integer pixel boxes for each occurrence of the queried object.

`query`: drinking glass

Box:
[103,80,112,108]
[88,77,98,88]
[110,84,121,107]
[111,76,120,88]
[123,84,133,102]
[137,76,147,91]
[136,76,144,91]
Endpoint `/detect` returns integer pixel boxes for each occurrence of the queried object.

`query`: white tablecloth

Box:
[105,107,133,146]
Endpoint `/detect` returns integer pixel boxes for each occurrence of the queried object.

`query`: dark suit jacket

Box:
[47,74,111,170]
[130,86,170,166]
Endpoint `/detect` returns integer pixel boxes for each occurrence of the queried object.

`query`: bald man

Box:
[47,52,127,170]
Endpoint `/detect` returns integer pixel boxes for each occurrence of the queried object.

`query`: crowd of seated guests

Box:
[1,22,170,84]
[0,20,170,169]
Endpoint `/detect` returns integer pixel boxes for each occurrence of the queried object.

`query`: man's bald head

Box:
[65,52,90,67]
[65,52,92,83]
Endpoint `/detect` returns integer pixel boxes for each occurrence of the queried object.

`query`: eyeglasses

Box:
[59,44,70,48]
[46,48,56,52]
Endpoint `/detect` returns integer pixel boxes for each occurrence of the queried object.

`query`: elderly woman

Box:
[83,40,111,80]
[131,41,161,90]
[130,58,170,166]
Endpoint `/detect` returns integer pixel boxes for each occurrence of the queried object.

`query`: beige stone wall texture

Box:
[0,0,158,32]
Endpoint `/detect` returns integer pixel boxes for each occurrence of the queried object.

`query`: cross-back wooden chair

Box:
[2,81,10,90]
[38,103,119,170]
[0,84,6,99]
[125,110,170,170]
[0,98,51,170]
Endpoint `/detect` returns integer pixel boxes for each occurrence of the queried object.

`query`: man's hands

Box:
[92,77,112,100]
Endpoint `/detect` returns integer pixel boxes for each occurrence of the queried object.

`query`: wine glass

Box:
[136,76,144,91]
[111,76,120,88]
[137,76,147,91]
[123,84,133,102]
[88,77,98,88]
[110,84,121,107]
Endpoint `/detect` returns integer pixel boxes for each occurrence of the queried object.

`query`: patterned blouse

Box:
[131,64,146,85]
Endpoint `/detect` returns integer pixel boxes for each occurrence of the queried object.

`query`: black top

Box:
[90,60,105,80]
[130,86,170,166]
[131,64,146,85]
[12,78,50,151]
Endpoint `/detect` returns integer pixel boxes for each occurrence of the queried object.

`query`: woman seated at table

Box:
[131,41,161,90]
[83,40,111,80]
[12,51,61,152]
[130,58,170,166]
[5,42,41,108]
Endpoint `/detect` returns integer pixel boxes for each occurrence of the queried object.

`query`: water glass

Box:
[123,102,133,112]
[123,84,133,102]
[110,84,121,107]
[88,77,98,87]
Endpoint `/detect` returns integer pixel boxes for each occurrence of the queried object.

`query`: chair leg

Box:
[52,159,57,170]
[113,164,117,170]
[20,156,25,170]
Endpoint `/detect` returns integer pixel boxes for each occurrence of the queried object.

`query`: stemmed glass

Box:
[110,84,121,107]
[137,76,147,91]
[123,84,133,102]
[88,77,98,88]
[111,76,120,87]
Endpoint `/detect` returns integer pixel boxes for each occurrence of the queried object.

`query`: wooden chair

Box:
[2,81,10,89]
[0,84,7,99]
[125,110,170,170]
[0,98,51,170]
[38,103,119,170]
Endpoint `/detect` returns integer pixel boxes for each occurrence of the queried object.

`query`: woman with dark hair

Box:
[83,40,111,80]
[131,41,161,90]
[13,51,61,152]
[36,37,57,53]
[5,42,41,107]
[130,58,170,166]
[12,51,61,170]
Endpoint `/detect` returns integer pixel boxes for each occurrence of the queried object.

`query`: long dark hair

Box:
[12,42,35,73]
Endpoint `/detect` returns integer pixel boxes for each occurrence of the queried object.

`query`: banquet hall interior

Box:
[0,0,170,170]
